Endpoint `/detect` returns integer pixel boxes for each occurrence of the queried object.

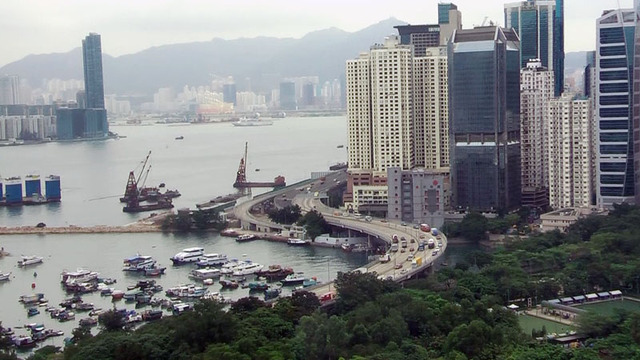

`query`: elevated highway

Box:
[232,171,447,297]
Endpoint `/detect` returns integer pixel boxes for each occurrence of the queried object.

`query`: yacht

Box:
[123,254,157,271]
[220,259,246,275]
[17,256,43,267]
[0,271,11,281]
[170,247,204,265]
[287,238,309,246]
[165,284,208,299]
[196,253,228,268]
[281,272,306,285]
[190,268,221,280]
[232,262,264,276]
[60,269,99,286]
[236,234,256,242]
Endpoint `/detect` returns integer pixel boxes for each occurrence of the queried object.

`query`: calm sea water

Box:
[0,116,349,227]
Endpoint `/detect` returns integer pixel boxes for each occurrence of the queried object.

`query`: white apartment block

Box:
[520,60,554,190]
[413,47,449,169]
[548,93,593,209]
[346,36,413,173]
[346,53,373,170]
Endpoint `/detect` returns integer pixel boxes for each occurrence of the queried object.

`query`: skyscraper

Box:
[346,36,414,173]
[413,47,450,170]
[448,26,521,211]
[548,93,593,209]
[504,0,564,96]
[82,33,105,109]
[0,75,21,105]
[596,9,636,208]
[520,60,554,208]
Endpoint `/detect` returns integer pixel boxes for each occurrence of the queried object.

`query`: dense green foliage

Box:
[20,204,640,359]
[268,205,302,225]
[162,209,227,232]
[296,210,331,241]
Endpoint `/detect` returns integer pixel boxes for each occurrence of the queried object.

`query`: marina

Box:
[0,232,367,350]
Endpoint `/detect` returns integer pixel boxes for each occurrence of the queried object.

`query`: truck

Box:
[418,243,425,251]
[427,239,435,249]
[411,256,423,269]
[352,267,368,274]
[401,240,408,248]
[420,223,431,233]
[379,254,391,263]
[392,234,399,243]
[390,243,399,252]
[431,228,439,236]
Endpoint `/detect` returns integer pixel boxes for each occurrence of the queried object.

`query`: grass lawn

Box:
[518,314,574,335]
[575,299,640,315]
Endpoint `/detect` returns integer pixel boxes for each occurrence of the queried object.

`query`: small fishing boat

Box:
[0,272,11,281]
[219,279,239,289]
[17,256,43,267]
[27,307,40,317]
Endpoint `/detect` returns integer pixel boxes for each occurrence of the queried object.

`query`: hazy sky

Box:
[0,0,634,67]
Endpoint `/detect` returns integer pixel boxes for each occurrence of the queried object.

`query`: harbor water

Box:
[0,116,349,227]
[0,232,367,351]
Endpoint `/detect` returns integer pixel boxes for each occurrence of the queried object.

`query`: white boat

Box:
[232,115,273,127]
[287,238,310,246]
[0,272,11,281]
[220,259,246,275]
[60,269,99,286]
[236,234,257,242]
[165,284,208,299]
[170,247,204,265]
[196,253,228,267]
[281,272,306,285]
[190,268,221,280]
[123,254,157,271]
[17,256,43,267]
[232,262,264,276]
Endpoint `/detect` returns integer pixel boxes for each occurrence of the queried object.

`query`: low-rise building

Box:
[540,207,606,233]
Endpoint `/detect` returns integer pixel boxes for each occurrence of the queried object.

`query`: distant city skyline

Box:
[0,0,633,68]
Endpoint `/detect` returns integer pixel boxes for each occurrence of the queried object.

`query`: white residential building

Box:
[548,93,593,209]
[413,47,449,169]
[520,59,554,206]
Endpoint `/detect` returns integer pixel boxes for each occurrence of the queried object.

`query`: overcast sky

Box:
[0,0,634,68]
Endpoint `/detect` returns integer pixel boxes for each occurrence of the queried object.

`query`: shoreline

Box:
[0,223,163,235]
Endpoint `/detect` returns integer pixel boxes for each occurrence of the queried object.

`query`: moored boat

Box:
[123,254,157,271]
[287,238,310,246]
[248,281,269,291]
[0,271,11,281]
[190,268,221,280]
[281,272,306,285]
[219,279,239,289]
[236,234,256,242]
[264,287,282,301]
[17,255,43,267]
[196,253,228,267]
[144,266,166,277]
[170,247,204,265]
[232,262,264,276]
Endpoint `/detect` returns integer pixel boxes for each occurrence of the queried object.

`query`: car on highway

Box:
[394,264,403,269]
[400,248,406,253]
[409,247,415,252]
[400,269,408,274]
[401,222,407,226]
[413,224,419,229]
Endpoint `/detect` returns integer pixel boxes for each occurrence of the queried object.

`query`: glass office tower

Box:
[505,0,564,96]
[596,9,636,208]
[82,33,105,109]
[448,26,521,212]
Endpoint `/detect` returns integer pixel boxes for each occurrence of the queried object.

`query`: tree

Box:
[458,213,488,242]
[268,205,302,225]
[98,310,125,332]
[297,210,331,241]
[230,296,267,316]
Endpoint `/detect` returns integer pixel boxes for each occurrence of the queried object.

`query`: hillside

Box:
[0,18,405,95]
